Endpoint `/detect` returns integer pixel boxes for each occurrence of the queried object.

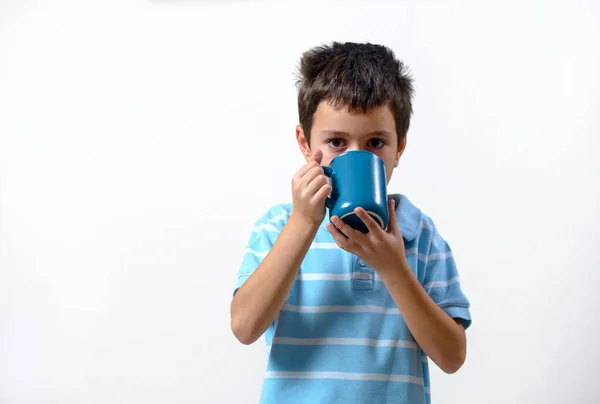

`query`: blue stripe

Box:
[267,344,423,377]
[424,255,459,280]
[300,249,353,274]
[274,310,416,342]
[245,233,277,253]
[422,359,430,389]
[286,277,398,307]
[260,378,427,404]
[312,227,340,243]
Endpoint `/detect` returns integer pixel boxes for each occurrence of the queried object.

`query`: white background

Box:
[1,0,599,403]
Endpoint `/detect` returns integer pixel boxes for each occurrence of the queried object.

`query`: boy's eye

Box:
[328,139,345,149]
[369,139,385,149]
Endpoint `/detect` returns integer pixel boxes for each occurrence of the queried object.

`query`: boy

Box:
[230,42,471,404]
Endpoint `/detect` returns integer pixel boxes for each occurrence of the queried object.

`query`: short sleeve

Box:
[233,205,291,296]
[423,227,472,330]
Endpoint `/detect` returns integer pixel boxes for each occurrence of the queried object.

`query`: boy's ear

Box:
[296,125,312,162]
[394,135,407,167]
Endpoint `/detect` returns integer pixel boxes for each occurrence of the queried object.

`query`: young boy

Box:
[230,42,472,404]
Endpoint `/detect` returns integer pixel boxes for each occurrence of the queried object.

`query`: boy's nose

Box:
[347,145,365,152]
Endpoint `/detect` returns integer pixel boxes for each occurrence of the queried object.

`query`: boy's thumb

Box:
[311,149,323,164]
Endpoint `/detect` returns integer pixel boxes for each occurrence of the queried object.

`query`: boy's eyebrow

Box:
[320,130,348,137]
[319,130,394,138]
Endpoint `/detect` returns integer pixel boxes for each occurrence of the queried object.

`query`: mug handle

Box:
[322,166,334,210]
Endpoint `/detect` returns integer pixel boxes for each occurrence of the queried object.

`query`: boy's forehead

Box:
[312,101,396,135]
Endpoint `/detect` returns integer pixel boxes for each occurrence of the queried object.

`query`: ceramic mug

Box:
[323,150,389,234]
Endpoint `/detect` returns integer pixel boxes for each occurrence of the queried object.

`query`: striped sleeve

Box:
[234,205,290,295]
[422,228,472,330]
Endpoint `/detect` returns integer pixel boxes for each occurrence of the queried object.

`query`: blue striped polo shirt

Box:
[234,194,472,404]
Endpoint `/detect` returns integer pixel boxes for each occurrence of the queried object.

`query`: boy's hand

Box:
[326,198,408,280]
[291,149,331,225]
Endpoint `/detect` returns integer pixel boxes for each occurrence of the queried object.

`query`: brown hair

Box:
[296,42,414,145]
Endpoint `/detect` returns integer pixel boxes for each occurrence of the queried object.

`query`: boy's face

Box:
[296,101,406,184]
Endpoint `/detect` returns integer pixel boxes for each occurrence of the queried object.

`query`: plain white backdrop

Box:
[1,0,599,403]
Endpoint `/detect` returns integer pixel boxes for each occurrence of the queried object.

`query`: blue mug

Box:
[322,150,389,234]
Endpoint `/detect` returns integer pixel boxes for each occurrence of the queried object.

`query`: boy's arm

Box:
[381,267,466,374]
[326,202,470,374]
[230,150,330,345]
[230,214,320,345]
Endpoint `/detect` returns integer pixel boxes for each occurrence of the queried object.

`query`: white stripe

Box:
[264,371,423,385]
[246,247,450,264]
[353,272,375,280]
[425,387,431,394]
[422,356,428,363]
[244,239,337,261]
[296,273,376,281]
[297,273,351,281]
[424,276,459,289]
[245,248,268,258]
[417,251,453,263]
[273,337,418,349]
[403,248,453,263]
[282,304,400,314]
[405,247,418,255]
[421,221,433,231]
[428,251,453,261]
[268,210,290,223]
[252,223,280,233]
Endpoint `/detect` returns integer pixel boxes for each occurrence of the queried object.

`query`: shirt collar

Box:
[389,194,422,242]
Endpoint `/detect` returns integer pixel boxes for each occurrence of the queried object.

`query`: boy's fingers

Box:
[312,182,332,203]
[326,223,351,251]
[303,166,325,186]
[310,149,323,164]
[294,160,320,180]
[355,208,382,235]
[306,174,329,196]
[331,216,362,241]
[387,199,400,235]
[293,149,324,183]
